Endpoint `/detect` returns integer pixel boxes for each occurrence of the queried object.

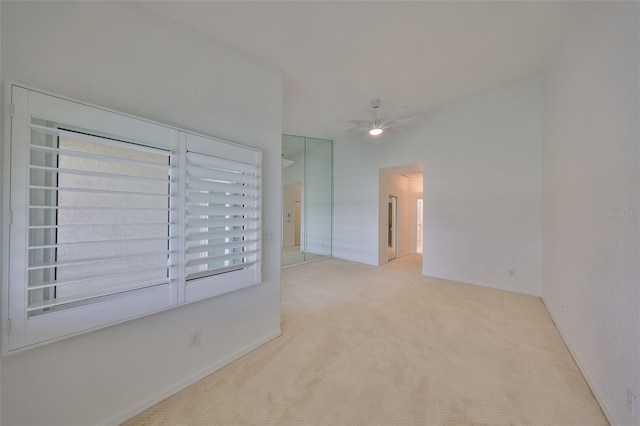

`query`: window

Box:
[3,85,262,353]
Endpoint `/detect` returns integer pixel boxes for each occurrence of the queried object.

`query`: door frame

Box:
[388,195,398,261]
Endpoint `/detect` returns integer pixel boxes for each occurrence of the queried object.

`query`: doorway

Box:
[378,163,423,265]
[416,198,423,254]
[388,195,398,261]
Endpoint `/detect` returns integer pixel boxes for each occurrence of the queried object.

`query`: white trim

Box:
[331,253,378,266]
[2,85,15,355]
[420,271,541,297]
[96,328,282,426]
[281,255,332,269]
[542,300,613,425]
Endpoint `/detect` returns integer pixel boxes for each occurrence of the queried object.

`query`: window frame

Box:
[2,83,262,354]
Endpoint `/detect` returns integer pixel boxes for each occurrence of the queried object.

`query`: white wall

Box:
[543,3,640,425]
[334,77,543,296]
[0,2,283,425]
[304,138,332,256]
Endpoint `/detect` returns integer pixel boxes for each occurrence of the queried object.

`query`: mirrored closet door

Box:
[281,135,332,267]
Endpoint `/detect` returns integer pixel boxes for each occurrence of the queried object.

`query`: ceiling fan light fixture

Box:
[369,127,383,136]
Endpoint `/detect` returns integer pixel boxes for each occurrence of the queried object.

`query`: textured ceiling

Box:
[141,1,578,141]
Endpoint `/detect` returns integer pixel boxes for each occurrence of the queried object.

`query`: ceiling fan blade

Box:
[345,126,366,134]
[347,120,373,130]
[380,119,402,129]
[380,117,413,129]
[384,127,406,134]
[380,110,428,129]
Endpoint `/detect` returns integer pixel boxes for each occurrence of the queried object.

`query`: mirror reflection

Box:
[282,135,332,267]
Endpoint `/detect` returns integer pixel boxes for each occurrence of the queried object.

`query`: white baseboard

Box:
[331,252,377,266]
[97,329,282,426]
[541,300,615,426]
[422,271,541,297]
[281,255,331,269]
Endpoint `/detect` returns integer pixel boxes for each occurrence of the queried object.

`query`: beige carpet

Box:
[125,254,608,425]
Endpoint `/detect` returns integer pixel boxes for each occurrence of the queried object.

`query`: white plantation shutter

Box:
[26,124,173,316]
[7,87,179,352]
[183,135,262,302]
[5,85,263,353]
[186,152,260,279]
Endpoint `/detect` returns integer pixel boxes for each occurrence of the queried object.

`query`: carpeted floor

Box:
[125,254,608,425]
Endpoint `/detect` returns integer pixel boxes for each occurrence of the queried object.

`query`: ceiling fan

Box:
[346,99,414,139]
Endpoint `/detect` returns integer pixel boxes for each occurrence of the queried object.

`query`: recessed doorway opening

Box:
[378,163,423,265]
